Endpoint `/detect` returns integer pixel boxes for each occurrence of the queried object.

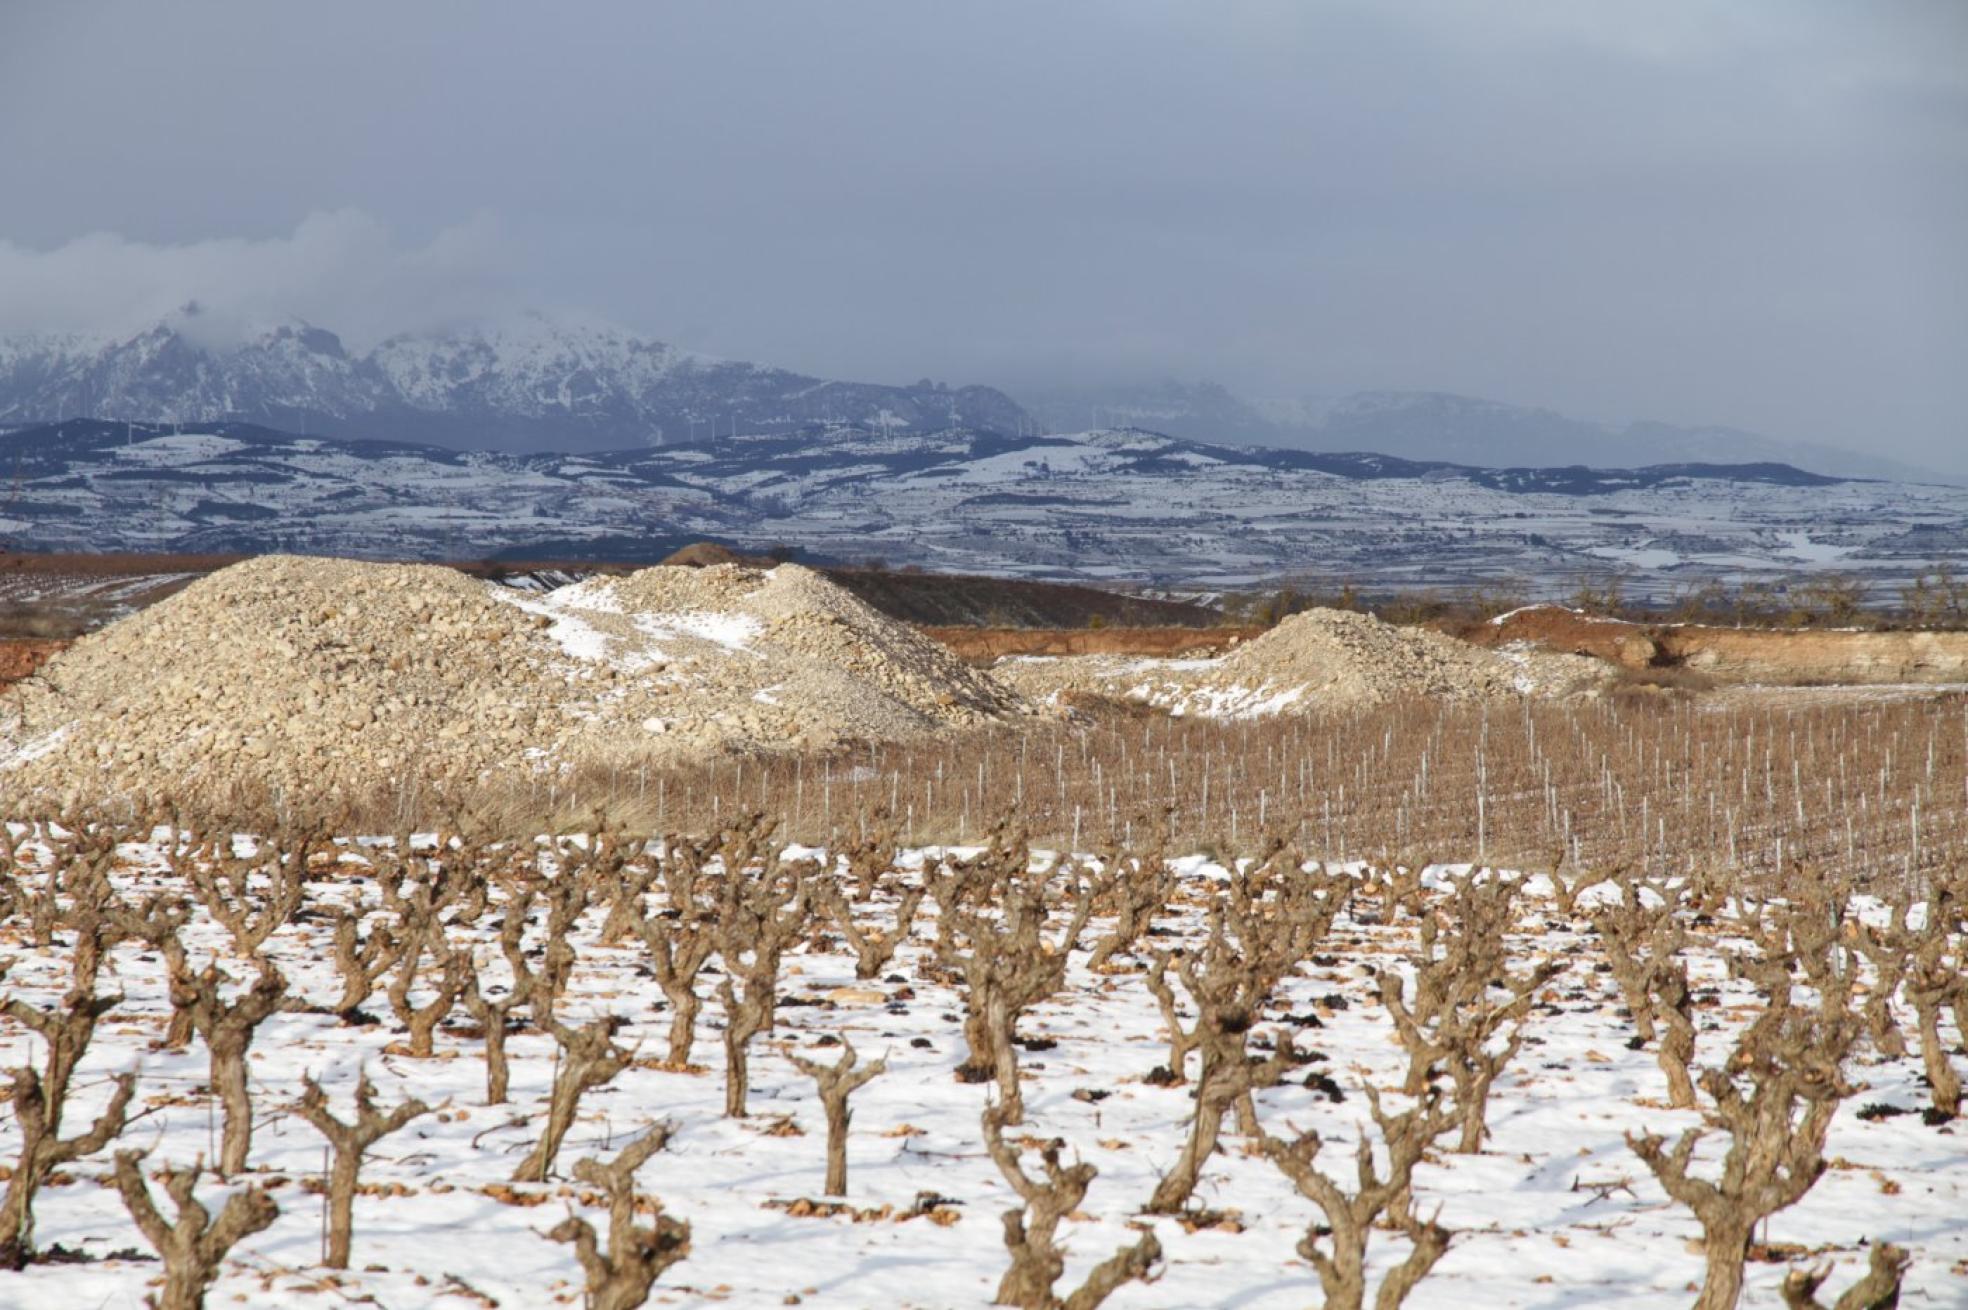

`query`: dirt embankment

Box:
[1456,606,1968,686]
[923,625,1262,663]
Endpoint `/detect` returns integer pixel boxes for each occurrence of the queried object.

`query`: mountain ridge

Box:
[0,311,1030,454]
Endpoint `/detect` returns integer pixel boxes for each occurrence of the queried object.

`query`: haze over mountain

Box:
[1017,381,1948,484]
[0,310,1937,484]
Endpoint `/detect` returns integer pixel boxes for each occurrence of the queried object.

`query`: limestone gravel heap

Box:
[1195,607,1607,707]
[996,607,1608,715]
[0,555,1028,810]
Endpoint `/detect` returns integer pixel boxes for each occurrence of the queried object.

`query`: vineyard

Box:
[2,557,1965,1307]
[0,814,1962,1308]
[167,696,1968,891]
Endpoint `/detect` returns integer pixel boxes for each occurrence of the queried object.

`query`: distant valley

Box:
[5,418,1963,596]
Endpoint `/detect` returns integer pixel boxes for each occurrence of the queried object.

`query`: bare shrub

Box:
[1082,836,1174,972]
[512,871,590,1029]
[632,895,717,1070]
[1142,951,1203,1084]
[0,977,136,1265]
[513,1014,633,1183]
[1145,1019,1299,1214]
[1139,846,1349,1211]
[385,932,471,1058]
[548,1124,691,1310]
[460,945,534,1105]
[327,906,406,1022]
[169,827,312,958]
[167,957,289,1176]
[106,1150,278,1310]
[816,877,924,981]
[1905,928,1965,1119]
[788,1036,888,1196]
[1628,990,1863,1310]
[1591,876,1698,1107]
[1850,897,1916,1059]
[981,1104,1162,1310]
[1259,1085,1457,1310]
[1780,1242,1911,1310]
[1379,873,1559,1148]
[291,1070,432,1268]
[937,867,1069,1125]
[711,824,812,1117]
[1541,847,1608,919]
[1591,876,1681,1046]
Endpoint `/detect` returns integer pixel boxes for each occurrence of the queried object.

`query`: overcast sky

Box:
[1,2,1963,465]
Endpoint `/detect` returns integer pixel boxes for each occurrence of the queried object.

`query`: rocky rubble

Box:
[995,607,1609,715]
[0,556,1028,810]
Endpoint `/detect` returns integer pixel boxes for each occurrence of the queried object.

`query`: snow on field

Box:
[0,835,1962,1308]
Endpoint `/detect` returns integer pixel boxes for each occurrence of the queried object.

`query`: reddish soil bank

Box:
[0,639,65,687]
[1448,606,1968,685]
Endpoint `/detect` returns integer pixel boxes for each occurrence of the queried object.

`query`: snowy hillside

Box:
[4,419,1965,595]
[0,311,1029,453]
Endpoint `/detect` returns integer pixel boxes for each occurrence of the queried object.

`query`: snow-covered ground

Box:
[1,835,1962,1308]
[8,421,1968,596]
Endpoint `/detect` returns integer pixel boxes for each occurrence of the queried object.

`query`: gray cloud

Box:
[0,211,513,351]
[0,1,1962,464]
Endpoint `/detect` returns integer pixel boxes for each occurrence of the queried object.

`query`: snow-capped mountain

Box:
[7,419,1964,595]
[1018,382,1946,484]
[0,311,1030,453]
